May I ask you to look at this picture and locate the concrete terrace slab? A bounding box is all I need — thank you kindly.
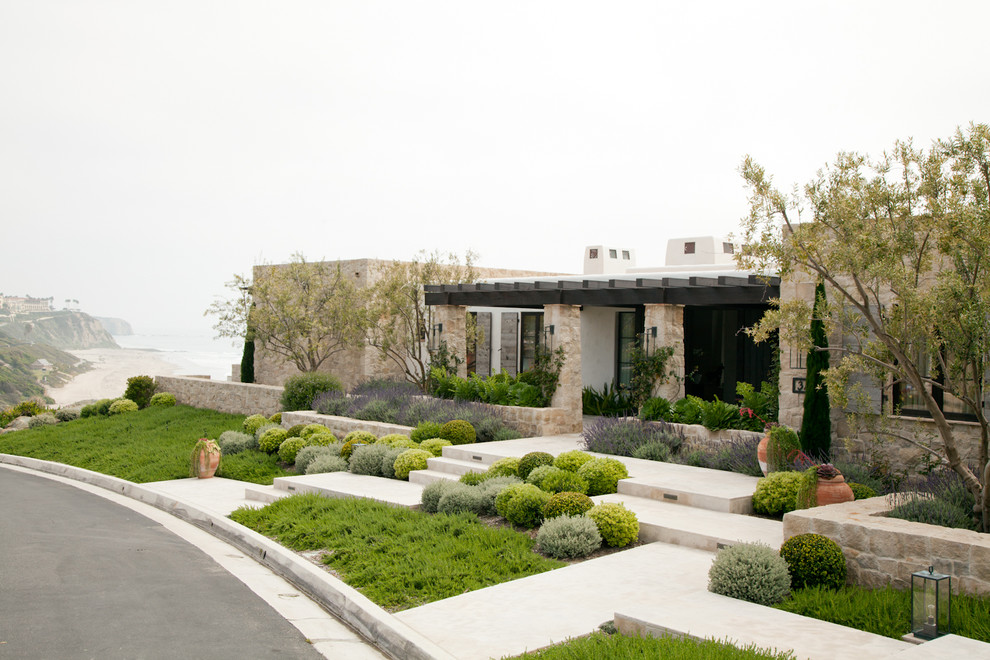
[615,591,911,660]
[614,459,761,514]
[143,476,267,516]
[594,493,783,551]
[273,472,424,509]
[887,634,990,658]
[441,434,586,464]
[395,542,717,660]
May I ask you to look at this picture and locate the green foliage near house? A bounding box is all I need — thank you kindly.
[229,493,563,610]
[123,375,156,409]
[800,282,831,460]
[280,372,343,411]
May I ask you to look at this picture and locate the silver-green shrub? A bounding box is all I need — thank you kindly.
[55,408,79,422]
[380,447,406,479]
[707,542,791,606]
[421,479,462,513]
[254,422,280,440]
[350,443,391,477]
[305,454,348,475]
[295,445,335,473]
[218,430,257,455]
[437,485,485,515]
[28,412,58,427]
[536,515,602,559]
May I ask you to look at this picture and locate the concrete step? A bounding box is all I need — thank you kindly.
[272,472,424,509]
[426,457,489,477]
[243,484,287,505]
[594,493,782,552]
[408,469,461,486]
[440,434,585,464]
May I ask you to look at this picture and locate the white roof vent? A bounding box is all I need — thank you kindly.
[583,245,635,274]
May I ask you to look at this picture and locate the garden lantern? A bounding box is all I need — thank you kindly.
[911,566,950,640]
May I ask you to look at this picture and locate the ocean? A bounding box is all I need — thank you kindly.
[113,332,242,381]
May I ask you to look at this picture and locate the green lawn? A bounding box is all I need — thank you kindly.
[503,631,796,659]
[0,406,289,484]
[230,493,565,610]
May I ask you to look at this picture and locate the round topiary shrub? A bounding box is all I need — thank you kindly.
[377,433,417,449]
[543,491,595,519]
[536,515,602,559]
[708,542,791,606]
[526,465,561,489]
[752,471,804,517]
[149,392,176,407]
[553,450,594,473]
[440,419,476,445]
[340,431,377,460]
[848,482,878,500]
[380,447,406,479]
[393,449,432,480]
[503,484,551,528]
[243,414,269,435]
[487,457,521,478]
[421,479,462,513]
[278,437,307,464]
[300,424,330,439]
[518,452,554,480]
[460,471,488,486]
[269,412,282,424]
[349,443,391,477]
[295,445,335,473]
[286,424,306,438]
[306,454,348,475]
[494,482,530,518]
[541,470,589,495]
[259,427,289,454]
[305,432,337,447]
[79,404,96,418]
[586,503,639,547]
[55,408,80,422]
[253,422,279,440]
[437,485,485,515]
[123,375,156,409]
[577,458,630,496]
[411,421,444,444]
[217,430,257,455]
[108,399,139,415]
[420,438,452,457]
[28,412,58,428]
[95,399,115,416]
[476,476,522,516]
[280,372,344,411]
[779,533,847,590]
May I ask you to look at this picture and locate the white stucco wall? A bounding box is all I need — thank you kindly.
[580,306,632,389]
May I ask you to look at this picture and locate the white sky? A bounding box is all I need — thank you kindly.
[1,1,987,337]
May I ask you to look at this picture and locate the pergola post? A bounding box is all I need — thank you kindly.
[544,303,582,433]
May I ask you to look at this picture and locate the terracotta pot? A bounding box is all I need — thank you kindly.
[193,448,220,479]
[757,435,770,476]
[816,474,854,506]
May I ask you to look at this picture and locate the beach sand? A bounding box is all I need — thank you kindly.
[46,348,182,407]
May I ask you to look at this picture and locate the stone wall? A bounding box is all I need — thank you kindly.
[282,411,414,439]
[783,496,990,596]
[155,376,283,417]
[644,303,685,401]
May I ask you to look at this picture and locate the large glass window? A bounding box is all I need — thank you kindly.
[616,311,637,388]
[894,349,974,421]
[520,312,543,372]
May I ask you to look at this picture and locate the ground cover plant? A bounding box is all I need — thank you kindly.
[0,405,250,482]
[229,493,564,610]
[503,631,796,659]
[774,584,990,643]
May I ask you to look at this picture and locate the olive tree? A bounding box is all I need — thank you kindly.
[366,250,477,390]
[244,254,366,373]
[738,123,990,530]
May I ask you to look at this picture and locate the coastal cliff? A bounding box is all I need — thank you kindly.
[0,311,119,350]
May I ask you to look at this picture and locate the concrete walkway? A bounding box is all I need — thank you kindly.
[4,440,988,660]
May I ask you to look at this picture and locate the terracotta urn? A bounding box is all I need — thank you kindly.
[816,472,854,506]
[192,440,221,479]
[757,435,770,476]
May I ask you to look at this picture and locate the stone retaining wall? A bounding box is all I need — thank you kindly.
[282,412,414,439]
[783,496,990,596]
[155,376,283,417]
[493,403,581,436]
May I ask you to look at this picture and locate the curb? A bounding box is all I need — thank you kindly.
[0,453,455,660]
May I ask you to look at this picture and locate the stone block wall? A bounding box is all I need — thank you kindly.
[155,376,284,417]
[644,303,685,401]
[783,496,990,596]
[545,304,583,434]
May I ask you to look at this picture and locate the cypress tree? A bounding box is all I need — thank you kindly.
[800,281,831,460]
[240,329,255,384]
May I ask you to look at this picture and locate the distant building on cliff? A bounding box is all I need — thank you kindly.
[1,295,54,314]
